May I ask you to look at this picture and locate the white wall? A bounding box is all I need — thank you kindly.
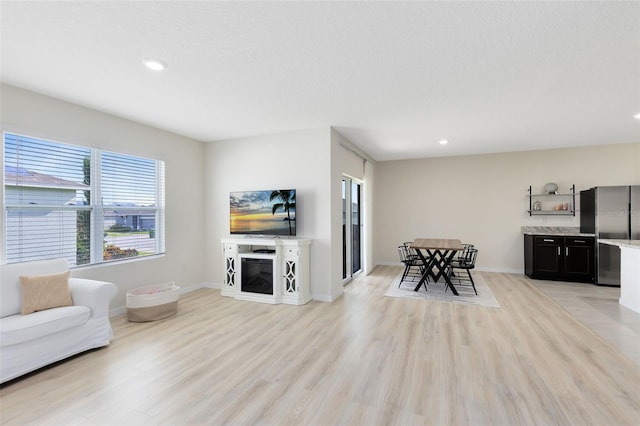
[203,128,337,300]
[373,142,640,273]
[204,127,377,302]
[0,84,206,310]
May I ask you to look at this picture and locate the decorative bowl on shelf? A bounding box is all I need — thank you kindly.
[544,182,558,194]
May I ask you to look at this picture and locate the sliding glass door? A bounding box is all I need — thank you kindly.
[342,177,362,282]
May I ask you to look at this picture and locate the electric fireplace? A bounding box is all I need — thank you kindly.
[221,236,312,305]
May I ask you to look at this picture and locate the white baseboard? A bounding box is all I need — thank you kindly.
[475,267,522,274]
[203,281,223,290]
[109,268,523,316]
[374,262,521,275]
[311,291,343,303]
[376,261,402,266]
[109,281,220,317]
[109,306,127,317]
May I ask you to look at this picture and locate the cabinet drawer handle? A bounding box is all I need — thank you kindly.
[565,247,568,256]
[558,247,560,256]
[574,240,585,243]
[544,239,554,242]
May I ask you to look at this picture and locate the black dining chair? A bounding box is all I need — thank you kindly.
[398,245,424,286]
[403,241,425,262]
[447,247,478,295]
[449,244,474,269]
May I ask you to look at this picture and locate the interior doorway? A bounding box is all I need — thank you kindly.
[342,176,362,282]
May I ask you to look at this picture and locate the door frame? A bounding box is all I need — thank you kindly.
[342,175,363,284]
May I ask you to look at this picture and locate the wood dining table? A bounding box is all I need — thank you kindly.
[410,238,465,295]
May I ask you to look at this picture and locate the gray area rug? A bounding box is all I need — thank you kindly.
[385,271,501,308]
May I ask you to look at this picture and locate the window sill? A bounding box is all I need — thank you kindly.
[71,253,166,271]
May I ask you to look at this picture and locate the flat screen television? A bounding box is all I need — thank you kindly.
[230,189,296,236]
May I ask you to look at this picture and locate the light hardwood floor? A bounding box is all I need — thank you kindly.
[530,279,640,367]
[1,267,639,425]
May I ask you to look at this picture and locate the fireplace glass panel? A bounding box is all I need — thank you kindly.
[241,258,274,295]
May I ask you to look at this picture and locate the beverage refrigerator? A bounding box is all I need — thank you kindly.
[580,185,640,286]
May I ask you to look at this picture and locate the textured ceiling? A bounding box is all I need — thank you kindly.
[1,1,639,161]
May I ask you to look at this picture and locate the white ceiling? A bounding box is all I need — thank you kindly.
[1,1,639,161]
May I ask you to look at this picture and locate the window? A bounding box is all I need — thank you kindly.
[3,132,165,266]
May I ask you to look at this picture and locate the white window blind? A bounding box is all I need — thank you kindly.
[3,132,165,266]
[101,150,164,261]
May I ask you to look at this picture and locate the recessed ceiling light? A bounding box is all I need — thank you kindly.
[439,139,449,145]
[634,112,640,120]
[142,58,166,71]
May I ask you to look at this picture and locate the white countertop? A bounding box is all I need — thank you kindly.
[521,226,595,237]
[598,239,640,250]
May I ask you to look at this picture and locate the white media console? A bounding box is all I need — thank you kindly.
[221,237,312,305]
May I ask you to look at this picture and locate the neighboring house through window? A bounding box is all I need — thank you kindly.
[3,132,165,266]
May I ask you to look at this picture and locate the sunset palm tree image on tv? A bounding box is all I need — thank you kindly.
[230,189,296,236]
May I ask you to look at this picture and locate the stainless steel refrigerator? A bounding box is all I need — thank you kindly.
[580,185,640,286]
